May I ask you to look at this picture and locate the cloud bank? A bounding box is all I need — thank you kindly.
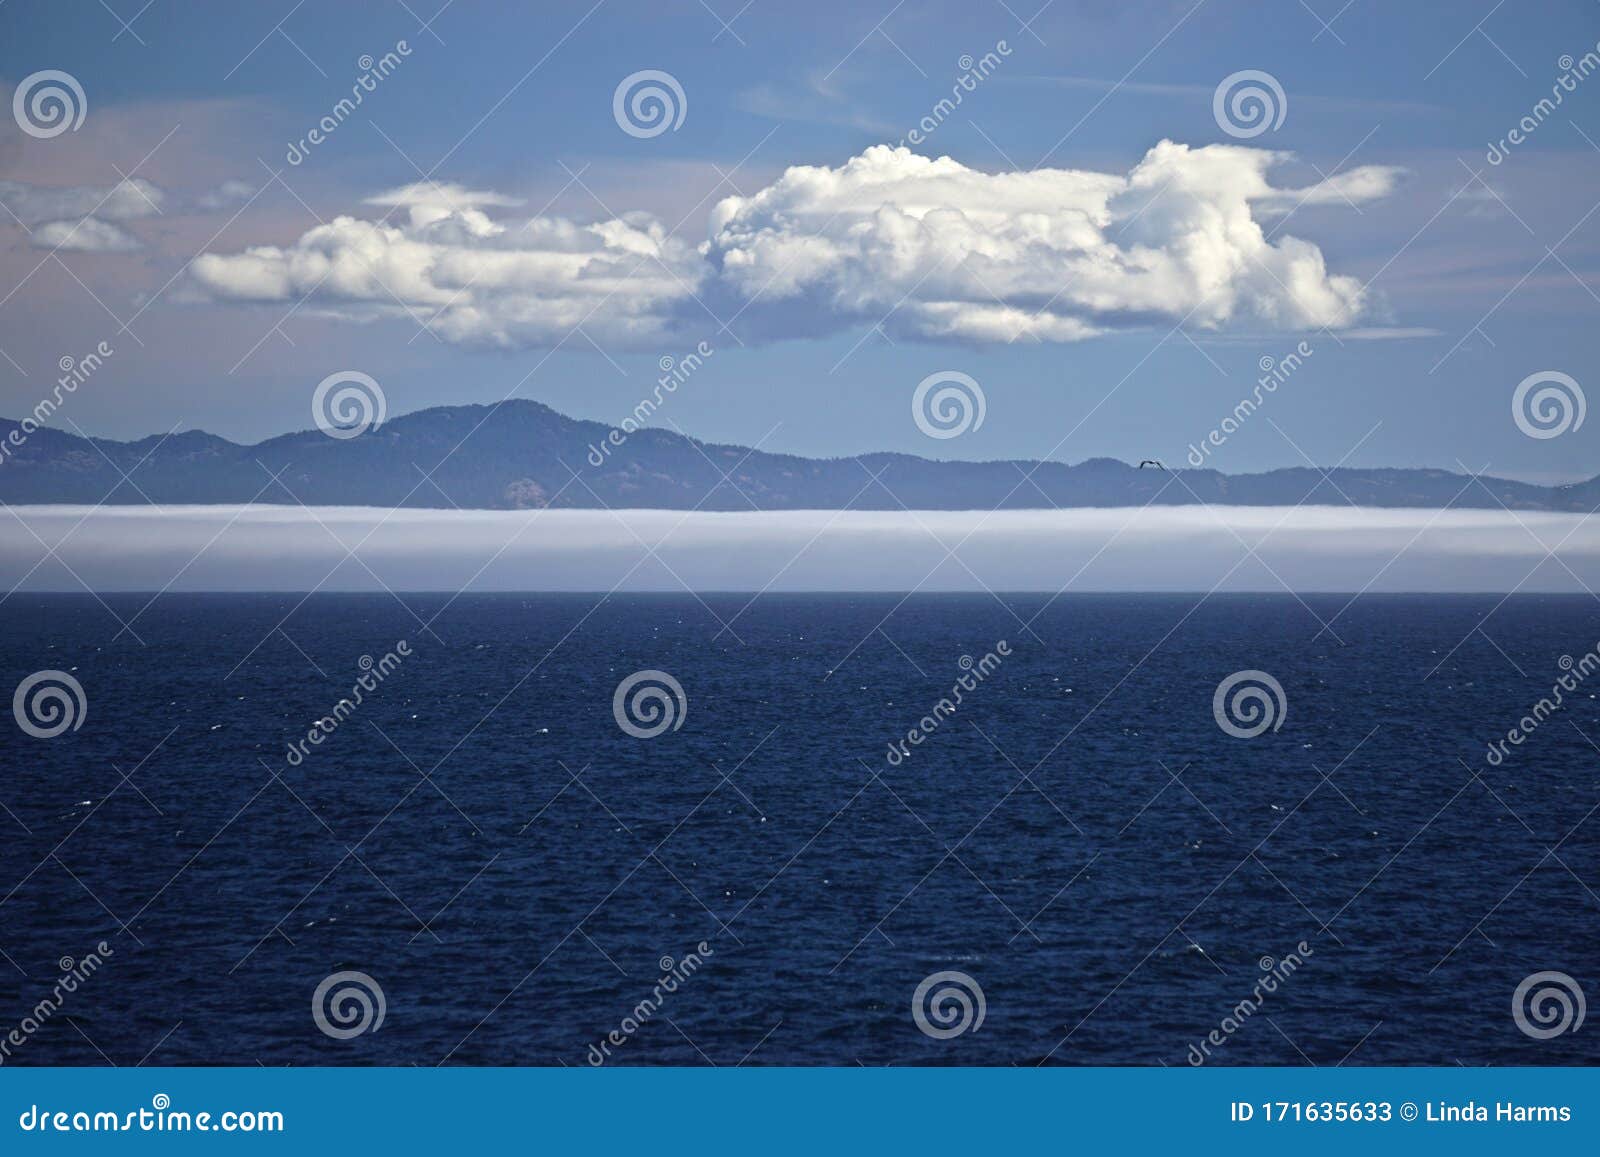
[183,142,1400,349]
[1,505,1591,593]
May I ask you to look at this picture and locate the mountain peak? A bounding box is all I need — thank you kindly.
[0,402,1589,512]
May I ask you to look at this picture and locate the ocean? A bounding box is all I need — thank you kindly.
[1,592,1596,1066]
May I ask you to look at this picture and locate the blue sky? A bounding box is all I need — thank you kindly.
[2,0,1599,481]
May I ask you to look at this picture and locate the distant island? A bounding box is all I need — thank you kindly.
[1,401,1592,511]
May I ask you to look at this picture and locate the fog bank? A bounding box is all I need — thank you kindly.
[2,505,1595,592]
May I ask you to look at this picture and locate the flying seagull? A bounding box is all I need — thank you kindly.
[1139,459,1166,470]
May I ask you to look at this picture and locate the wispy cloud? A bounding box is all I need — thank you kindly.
[31,215,144,252]
[0,176,164,251]
[1005,74,1447,116]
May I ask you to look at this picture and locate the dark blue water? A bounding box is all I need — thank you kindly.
[1,593,1597,1067]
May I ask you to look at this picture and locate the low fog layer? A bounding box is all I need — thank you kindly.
[2,505,1596,593]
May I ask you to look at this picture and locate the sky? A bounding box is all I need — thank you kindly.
[2,0,1599,482]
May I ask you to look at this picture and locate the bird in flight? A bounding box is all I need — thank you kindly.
[1138,459,1166,470]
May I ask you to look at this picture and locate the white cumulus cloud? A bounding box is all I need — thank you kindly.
[188,180,704,348]
[184,142,1401,349]
[706,142,1402,342]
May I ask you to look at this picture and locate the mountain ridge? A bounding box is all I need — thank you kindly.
[1,400,1595,511]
